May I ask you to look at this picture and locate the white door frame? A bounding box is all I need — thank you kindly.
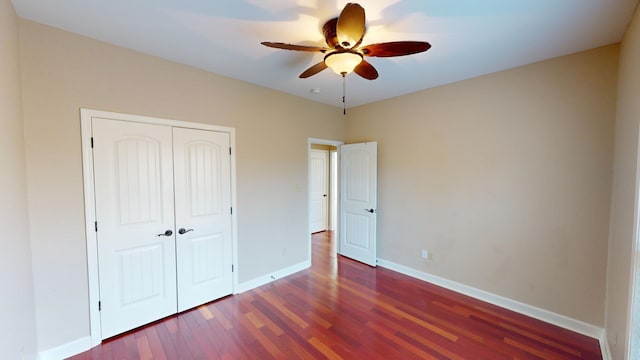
[627,143,640,358]
[81,108,239,347]
[330,150,338,231]
[629,221,640,360]
[308,138,343,262]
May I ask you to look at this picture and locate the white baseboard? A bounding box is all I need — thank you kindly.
[236,260,310,293]
[36,261,311,360]
[599,330,612,360]
[38,259,609,359]
[376,258,604,339]
[38,336,91,360]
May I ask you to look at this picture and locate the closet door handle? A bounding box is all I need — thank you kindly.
[178,228,194,235]
[158,229,173,237]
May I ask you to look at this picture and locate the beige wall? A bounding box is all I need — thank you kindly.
[346,45,618,326]
[19,20,345,351]
[606,4,640,359]
[14,7,635,355]
[311,144,337,150]
[0,0,38,359]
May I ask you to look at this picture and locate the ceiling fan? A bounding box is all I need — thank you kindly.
[261,3,432,80]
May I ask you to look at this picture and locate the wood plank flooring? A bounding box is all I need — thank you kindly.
[69,231,602,359]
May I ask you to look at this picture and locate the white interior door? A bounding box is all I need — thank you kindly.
[173,128,233,312]
[339,142,377,267]
[309,149,329,233]
[92,118,177,339]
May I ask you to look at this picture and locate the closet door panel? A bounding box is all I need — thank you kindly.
[92,118,177,339]
[173,128,233,311]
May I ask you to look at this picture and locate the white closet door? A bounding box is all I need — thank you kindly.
[173,128,233,312]
[92,118,177,339]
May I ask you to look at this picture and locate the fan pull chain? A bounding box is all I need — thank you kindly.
[342,74,347,115]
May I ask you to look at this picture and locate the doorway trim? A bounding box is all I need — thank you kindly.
[628,218,640,359]
[308,138,343,263]
[81,108,239,347]
[626,149,640,358]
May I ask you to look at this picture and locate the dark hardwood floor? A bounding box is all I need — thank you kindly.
[69,231,602,359]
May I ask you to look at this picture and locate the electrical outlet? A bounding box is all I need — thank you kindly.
[421,249,429,259]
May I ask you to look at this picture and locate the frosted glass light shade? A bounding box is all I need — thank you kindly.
[324,51,363,76]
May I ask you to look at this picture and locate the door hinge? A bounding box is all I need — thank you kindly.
[230,207,233,215]
[91,137,94,148]
[232,264,234,272]
[98,301,101,311]
[94,221,98,232]
[229,147,232,155]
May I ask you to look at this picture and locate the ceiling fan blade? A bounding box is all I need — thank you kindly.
[299,62,328,78]
[322,18,339,49]
[261,42,328,53]
[361,41,431,57]
[336,3,366,48]
[354,59,378,80]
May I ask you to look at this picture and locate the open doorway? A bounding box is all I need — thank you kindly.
[308,138,343,262]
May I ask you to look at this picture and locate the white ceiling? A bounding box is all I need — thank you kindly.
[11,0,639,108]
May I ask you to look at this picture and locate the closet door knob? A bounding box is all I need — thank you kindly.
[157,229,173,237]
[178,228,194,235]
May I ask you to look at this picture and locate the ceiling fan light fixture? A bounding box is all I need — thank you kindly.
[324,51,363,76]
[262,3,431,82]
